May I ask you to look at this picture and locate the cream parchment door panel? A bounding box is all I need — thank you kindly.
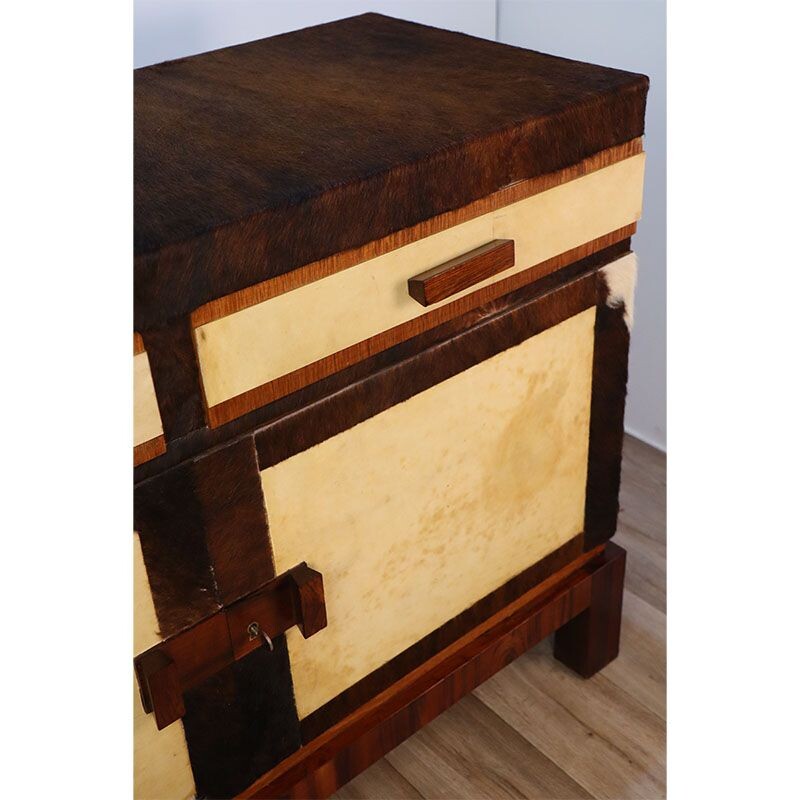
[261,306,596,719]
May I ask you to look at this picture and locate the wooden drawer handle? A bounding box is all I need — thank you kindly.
[407,239,515,307]
[134,562,326,730]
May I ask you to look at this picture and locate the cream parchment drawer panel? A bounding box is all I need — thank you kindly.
[134,351,162,445]
[134,340,165,464]
[261,306,596,719]
[134,679,195,800]
[134,534,194,800]
[196,154,644,412]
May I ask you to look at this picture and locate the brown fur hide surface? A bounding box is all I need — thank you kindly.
[134,13,648,328]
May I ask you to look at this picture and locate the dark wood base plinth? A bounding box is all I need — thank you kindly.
[554,542,626,677]
[239,542,627,799]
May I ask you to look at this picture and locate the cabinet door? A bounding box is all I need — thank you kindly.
[262,306,596,719]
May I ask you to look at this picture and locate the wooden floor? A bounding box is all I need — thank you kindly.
[333,435,666,800]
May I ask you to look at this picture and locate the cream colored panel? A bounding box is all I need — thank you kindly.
[134,533,161,655]
[134,679,195,800]
[197,154,644,407]
[601,251,638,330]
[134,350,163,446]
[262,307,596,719]
[134,537,192,798]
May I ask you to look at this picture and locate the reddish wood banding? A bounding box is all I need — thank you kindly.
[239,544,626,799]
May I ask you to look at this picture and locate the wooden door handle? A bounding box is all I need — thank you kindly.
[407,239,515,306]
[134,562,326,730]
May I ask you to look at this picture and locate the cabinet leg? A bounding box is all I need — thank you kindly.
[554,541,626,678]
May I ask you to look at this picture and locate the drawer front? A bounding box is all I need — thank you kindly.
[134,336,165,465]
[194,153,644,427]
[261,306,596,719]
[134,534,195,800]
[134,680,194,800]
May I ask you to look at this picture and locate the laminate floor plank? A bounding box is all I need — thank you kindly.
[614,523,666,613]
[331,759,424,800]
[616,435,666,611]
[384,694,592,800]
[619,436,666,545]
[600,591,667,721]
[473,646,666,799]
[334,435,666,799]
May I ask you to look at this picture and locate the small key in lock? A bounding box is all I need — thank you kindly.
[247,621,274,652]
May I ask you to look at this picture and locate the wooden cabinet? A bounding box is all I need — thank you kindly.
[133,13,647,799]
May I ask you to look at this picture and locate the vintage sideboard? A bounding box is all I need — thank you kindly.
[133,14,648,799]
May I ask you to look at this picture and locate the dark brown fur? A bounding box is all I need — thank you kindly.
[582,275,631,549]
[135,461,221,638]
[193,438,275,604]
[182,638,302,799]
[140,318,206,440]
[135,433,273,636]
[134,13,648,328]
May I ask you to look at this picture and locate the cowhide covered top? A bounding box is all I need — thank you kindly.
[134,12,648,328]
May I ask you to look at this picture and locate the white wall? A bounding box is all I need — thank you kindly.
[497,0,666,450]
[135,0,665,450]
[134,0,496,67]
